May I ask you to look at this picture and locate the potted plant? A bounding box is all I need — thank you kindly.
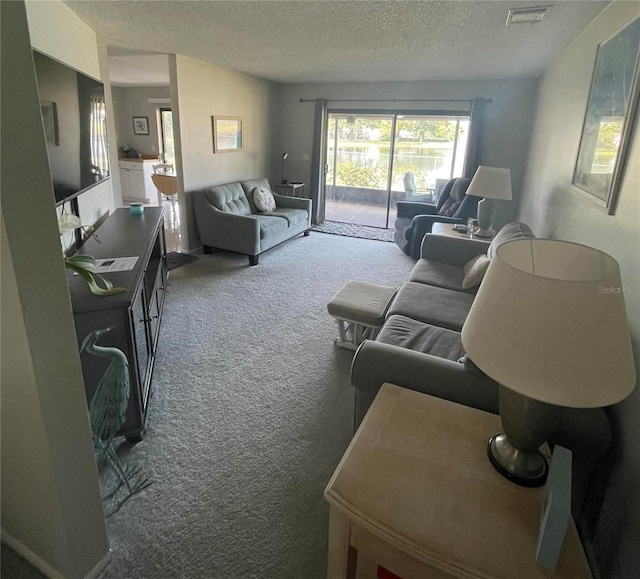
[59,211,126,296]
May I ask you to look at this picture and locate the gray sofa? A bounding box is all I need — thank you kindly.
[193,178,311,265]
[351,223,612,517]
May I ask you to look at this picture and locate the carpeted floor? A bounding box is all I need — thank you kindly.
[312,220,395,243]
[4,233,414,579]
[167,251,198,271]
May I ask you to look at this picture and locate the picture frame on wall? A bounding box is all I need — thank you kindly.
[212,116,243,153]
[572,15,640,214]
[133,116,149,135]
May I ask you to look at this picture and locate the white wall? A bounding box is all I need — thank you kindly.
[112,85,171,156]
[517,3,640,577]
[1,1,110,577]
[173,55,279,250]
[277,78,539,226]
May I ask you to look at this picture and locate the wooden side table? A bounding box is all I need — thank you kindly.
[324,384,591,579]
[431,222,494,242]
[275,182,305,197]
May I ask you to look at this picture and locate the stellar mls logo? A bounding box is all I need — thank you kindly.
[599,286,640,294]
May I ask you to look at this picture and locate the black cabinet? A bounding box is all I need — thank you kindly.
[69,208,166,441]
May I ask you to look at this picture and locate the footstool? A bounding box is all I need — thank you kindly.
[327,281,397,350]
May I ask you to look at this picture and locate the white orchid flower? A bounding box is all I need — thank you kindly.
[58,211,82,235]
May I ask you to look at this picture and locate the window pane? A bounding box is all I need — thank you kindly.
[161,109,175,167]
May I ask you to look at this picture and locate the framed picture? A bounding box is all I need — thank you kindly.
[133,116,149,135]
[537,446,572,572]
[572,15,640,214]
[212,116,243,153]
[41,101,59,146]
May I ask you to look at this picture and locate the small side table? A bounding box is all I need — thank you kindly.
[431,222,494,242]
[275,182,305,197]
[325,384,591,578]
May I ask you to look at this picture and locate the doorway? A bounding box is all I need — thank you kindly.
[157,108,180,252]
[325,112,470,228]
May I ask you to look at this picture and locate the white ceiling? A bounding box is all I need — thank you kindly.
[65,0,610,86]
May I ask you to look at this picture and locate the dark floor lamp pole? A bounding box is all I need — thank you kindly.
[281,152,289,184]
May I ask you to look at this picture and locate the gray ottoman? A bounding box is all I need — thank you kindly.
[327,280,397,350]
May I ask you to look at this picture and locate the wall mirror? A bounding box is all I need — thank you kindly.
[212,116,243,153]
[572,16,640,214]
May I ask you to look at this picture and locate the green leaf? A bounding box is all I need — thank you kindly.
[65,254,96,269]
[64,255,127,296]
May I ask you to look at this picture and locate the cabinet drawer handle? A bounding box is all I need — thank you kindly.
[139,315,159,323]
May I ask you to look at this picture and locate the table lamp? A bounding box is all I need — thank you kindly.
[281,152,289,184]
[466,166,512,237]
[461,239,636,486]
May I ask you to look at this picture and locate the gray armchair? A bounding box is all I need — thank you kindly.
[394,177,478,259]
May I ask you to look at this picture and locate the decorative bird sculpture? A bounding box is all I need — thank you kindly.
[81,326,151,513]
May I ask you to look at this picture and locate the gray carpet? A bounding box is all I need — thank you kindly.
[166,251,198,271]
[5,234,414,579]
[312,221,395,243]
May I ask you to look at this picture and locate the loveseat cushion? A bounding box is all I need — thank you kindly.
[254,214,288,238]
[388,281,474,331]
[205,182,251,215]
[264,207,308,226]
[409,259,476,294]
[487,221,534,259]
[377,315,465,361]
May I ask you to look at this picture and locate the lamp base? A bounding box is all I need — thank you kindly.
[472,228,493,238]
[280,179,289,184]
[487,434,548,487]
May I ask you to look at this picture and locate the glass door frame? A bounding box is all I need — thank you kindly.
[325,108,471,229]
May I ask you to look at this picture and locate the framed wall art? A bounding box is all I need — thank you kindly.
[572,15,640,214]
[133,116,149,135]
[212,116,243,153]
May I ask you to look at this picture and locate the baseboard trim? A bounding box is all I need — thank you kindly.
[1,529,112,579]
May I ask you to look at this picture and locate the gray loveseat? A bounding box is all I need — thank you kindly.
[351,222,612,517]
[193,178,311,265]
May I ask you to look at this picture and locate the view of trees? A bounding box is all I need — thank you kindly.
[327,115,468,191]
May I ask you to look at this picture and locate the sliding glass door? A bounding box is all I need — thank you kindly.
[325,112,469,228]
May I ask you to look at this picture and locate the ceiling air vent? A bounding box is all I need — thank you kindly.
[506,6,552,25]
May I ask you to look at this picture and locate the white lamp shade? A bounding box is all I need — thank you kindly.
[467,166,513,201]
[461,239,636,408]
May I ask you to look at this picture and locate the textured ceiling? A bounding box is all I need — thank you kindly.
[65,0,610,85]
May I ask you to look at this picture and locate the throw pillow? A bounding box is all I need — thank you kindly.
[253,186,276,212]
[462,254,491,289]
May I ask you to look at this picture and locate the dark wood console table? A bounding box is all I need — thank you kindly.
[68,208,167,441]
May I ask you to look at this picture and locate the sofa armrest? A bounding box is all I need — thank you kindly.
[396,201,438,219]
[407,215,465,259]
[350,340,499,428]
[420,234,491,266]
[274,193,312,213]
[194,192,260,254]
[351,340,612,519]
